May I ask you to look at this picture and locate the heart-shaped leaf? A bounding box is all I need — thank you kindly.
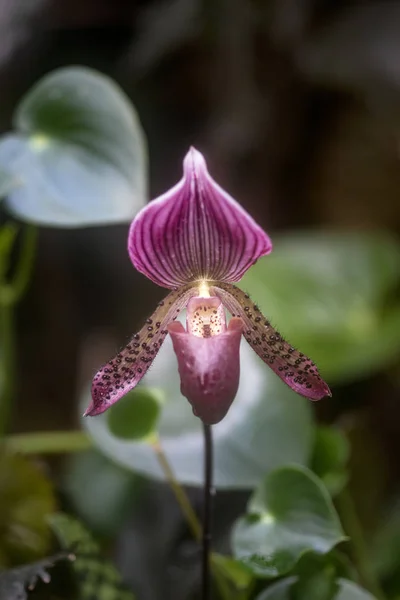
[232,465,346,577]
[241,231,400,384]
[107,387,163,441]
[0,67,147,227]
[83,334,313,489]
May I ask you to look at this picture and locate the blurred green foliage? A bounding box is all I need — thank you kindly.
[256,577,375,600]
[49,512,135,600]
[311,427,350,496]
[63,450,140,537]
[242,232,400,383]
[0,453,55,568]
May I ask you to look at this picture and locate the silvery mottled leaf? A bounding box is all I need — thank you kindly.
[0,67,147,227]
[233,466,346,578]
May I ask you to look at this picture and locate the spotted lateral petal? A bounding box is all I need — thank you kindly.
[86,284,197,416]
[213,283,331,401]
[128,147,272,289]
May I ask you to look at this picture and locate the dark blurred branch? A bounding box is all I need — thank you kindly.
[207,0,264,162]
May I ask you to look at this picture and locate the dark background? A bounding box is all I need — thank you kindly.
[1,1,400,599]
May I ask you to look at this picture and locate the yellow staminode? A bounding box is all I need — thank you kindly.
[198,280,210,298]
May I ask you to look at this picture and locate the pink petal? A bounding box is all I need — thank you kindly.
[85,285,197,416]
[168,318,244,424]
[213,283,331,401]
[128,147,272,289]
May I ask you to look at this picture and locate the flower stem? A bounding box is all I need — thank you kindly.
[151,436,202,541]
[151,435,235,600]
[202,423,213,600]
[9,225,38,303]
[0,225,37,435]
[337,488,386,600]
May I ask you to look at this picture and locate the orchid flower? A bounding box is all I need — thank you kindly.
[85,148,331,424]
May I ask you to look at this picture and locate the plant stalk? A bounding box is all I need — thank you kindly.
[0,224,37,435]
[5,430,92,454]
[152,434,233,600]
[202,423,214,600]
[151,436,202,541]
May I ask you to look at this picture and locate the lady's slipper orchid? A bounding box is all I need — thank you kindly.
[86,148,331,424]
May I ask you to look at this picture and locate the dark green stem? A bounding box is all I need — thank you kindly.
[0,225,38,305]
[202,424,214,600]
[0,225,37,435]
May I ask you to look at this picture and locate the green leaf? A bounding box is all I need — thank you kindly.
[63,449,141,536]
[107,387,163,441]
[0,453,56,567]
[255,577,298,600]
[49,512,135,599]
[83,335,314,489]
[0,67,147,227]
[0,553,72,600]
[232,465,346,577]
[294,551,357,589]
[311,427,350,496]
[255,578,376,599]
[241,231,400,384]
[211,554,255,600]
[292,552,339,600]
